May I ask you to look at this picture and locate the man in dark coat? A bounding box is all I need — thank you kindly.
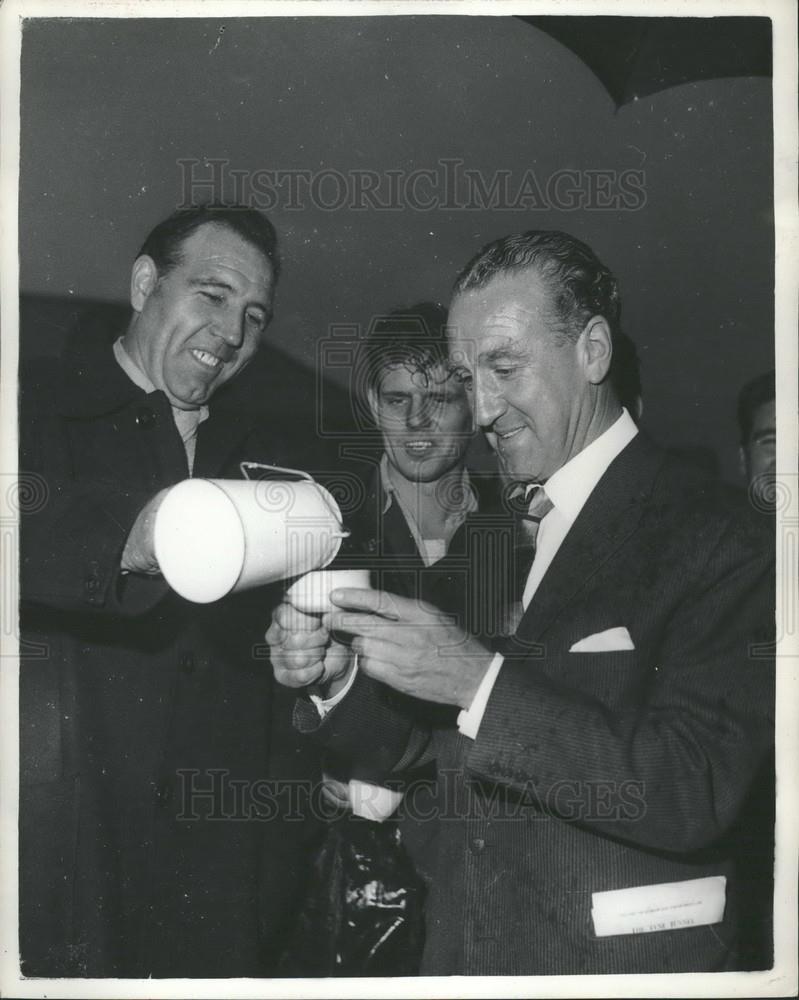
[267,231,774,975]
[19,205,321,978]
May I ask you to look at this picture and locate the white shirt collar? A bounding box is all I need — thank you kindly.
[380,453,395,514]
[114,336,156,394]
[543,408,638,525]
[379,453,476,519]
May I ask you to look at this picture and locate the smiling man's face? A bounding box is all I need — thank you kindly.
[123,222,275,409]
[447,269,591,483]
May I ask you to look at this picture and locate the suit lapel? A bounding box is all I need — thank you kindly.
[381,498,426,561]
[513,435,664,645]
[347,469,426,598]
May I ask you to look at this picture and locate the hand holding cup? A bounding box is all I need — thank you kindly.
[268,569,372,695]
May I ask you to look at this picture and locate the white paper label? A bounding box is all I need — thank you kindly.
[591,876,726,937]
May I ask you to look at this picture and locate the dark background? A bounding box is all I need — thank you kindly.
[19,15,774,482]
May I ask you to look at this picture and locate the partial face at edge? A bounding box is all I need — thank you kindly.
[740,398,776,505]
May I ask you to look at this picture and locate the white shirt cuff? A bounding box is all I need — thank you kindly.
[457,652,504,740]
[348,780,404,822]
[310,656,359,718]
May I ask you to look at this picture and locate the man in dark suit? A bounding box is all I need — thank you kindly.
[267,231,774,975]
[19,205,321,977]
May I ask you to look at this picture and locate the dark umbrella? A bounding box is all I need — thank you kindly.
[519,15,772,108]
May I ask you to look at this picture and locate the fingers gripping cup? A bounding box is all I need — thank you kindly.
[153,465,348,603]
[285,568,372,614]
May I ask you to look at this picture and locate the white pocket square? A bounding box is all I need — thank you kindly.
[569,627,635,653]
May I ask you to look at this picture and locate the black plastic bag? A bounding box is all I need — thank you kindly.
[281,815,426,977]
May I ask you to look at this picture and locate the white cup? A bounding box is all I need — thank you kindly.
[285,568,372,614]
[153,477,346,603]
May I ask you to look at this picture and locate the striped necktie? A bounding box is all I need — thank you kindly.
[498,484,554,638]
[519,484,553,542]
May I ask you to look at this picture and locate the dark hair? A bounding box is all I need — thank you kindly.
[357,302,451,397]
[453,230,634,403]
[453,230,621,343]
[136,203,280,281]
[737,370,775,444]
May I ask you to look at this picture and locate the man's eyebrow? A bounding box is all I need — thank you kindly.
[189,276,234,291]
[478,345,528,364]
[189,276,272,315]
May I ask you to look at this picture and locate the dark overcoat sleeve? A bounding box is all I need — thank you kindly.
[19,360,173,617]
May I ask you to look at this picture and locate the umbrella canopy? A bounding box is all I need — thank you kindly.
[520,15,772,108]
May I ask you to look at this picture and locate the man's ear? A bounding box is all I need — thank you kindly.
[130,255,159,313]
[738,444,749,480]
[366,386,380,425]
[578,316,613,385]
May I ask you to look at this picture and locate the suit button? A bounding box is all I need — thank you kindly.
[155,781,171,807]
[179,651,196,675]
[135,407,156,428]
[470,837,487,855]
[84,575,100,594]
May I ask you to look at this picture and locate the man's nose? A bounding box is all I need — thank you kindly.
[406,397,433,430]
[217,311,245,350]
[474,378,505,430]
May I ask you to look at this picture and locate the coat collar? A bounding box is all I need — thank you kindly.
[54,321,257,477]
[509,433,665,647]
[56,323,145,418]
[361,464,424,561]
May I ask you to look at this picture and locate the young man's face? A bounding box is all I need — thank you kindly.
[369,362,473,484]
[124,223,275,409]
